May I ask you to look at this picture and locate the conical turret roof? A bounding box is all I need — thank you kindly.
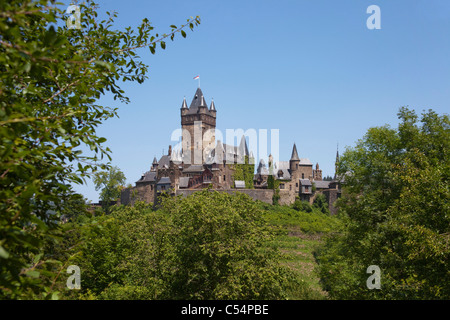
[187,87,206,114]
[181,97,188,109]
[290,143,300,161]
[210,99,216,111]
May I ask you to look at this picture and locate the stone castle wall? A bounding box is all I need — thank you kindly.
[175,188,274,204]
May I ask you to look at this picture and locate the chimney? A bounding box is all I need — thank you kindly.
[168,145,172,156]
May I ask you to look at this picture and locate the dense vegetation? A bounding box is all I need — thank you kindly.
[0,0,200,299]
[1,0,448,301]
[52,190,339,300]
[316,108,449,299]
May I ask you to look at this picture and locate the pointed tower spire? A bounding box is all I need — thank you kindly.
[249,150,255,164]
[239,135,249,156]
[181,96,188,109]
[151,156,158,171]
[290,143,300,161]
[210,98,216,111]
[290,143,300,172]
[199,95,207,108]
[334,143,340,179]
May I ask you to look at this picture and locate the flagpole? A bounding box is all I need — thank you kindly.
[194,75,200,88]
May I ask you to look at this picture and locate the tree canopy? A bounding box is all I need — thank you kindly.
[316,107,450,299]
[58,190,294,300]
[0,0,200,298]
[93,166,126,213]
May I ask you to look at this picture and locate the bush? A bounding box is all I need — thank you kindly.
[262,203,341,234]
[61,191,294,300]
[292,200,312,213]
[313,193,330,215]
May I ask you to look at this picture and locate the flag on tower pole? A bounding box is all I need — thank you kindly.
[193,75,200,87]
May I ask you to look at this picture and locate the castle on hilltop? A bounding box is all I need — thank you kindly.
[120,87,342,214]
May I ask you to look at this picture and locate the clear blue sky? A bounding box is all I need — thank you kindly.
[71,0,450,202]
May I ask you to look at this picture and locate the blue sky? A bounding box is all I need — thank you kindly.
[71,0,450,202]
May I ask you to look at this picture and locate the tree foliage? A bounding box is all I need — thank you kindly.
[60,191,294,300]
[93,166,126,213]
[0,0,200,298]
[316,107,450,299]
[312,193,329,214]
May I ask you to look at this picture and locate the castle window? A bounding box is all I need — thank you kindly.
[290,185,292,191]
[151,185,153,190]
[223,175,226,181]
[302,173,304,179]
[296,183,298,187]
[280,184,285,189]
[296,164,298,169]
[305,186,308,192]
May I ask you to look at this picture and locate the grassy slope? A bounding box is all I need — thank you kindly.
[259,202,342,299]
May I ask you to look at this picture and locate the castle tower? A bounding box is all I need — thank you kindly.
[268,154,274,174]
[313,163,322,181]
[289,143,300,172]
[180,88,216,165]
[151,156,158,171]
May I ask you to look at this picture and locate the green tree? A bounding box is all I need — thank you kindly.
[292,199,312,213]
[93,166,126,214]
[312,193,329,214]
[316,107,450,299]
[61,191,294,299]
[160,190,290,299]
[0,0,200,298]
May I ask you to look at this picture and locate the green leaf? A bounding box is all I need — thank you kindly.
[33,253,43,264]
[0,246,9,259]
[26,270,40,278]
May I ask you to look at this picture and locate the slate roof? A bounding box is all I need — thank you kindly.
[157,177,171,185]
[299,179,312,186]
[187,88,208,114]
[136,171,156,183]
[158,155,170,169]
[276,168,291,180]
[314,180,330,189]
[274,161,289,170]
[210,99,216,111]
[291,143,300,161]
[299,158,313,165]
[181,97,188,109]
[182,165,204,173]
[210,139,249,163]
[257,159,269,175]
